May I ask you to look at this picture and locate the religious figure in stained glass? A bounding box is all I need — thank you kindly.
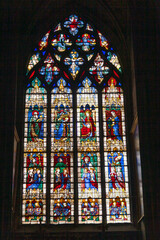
[52,198,71,223]
[64,50,84,80]
[53,155,71,193]
[23,151,46,222]
[39,54,60,84]
[64,15,84,36]
[76,34,96,51]
[77,78,99,150]
[27,152,43,168]
[89,53,109,83]
[24,79,47,153]
[54,104,70,141]
[26,167,43,191]
[103,77,125,152]
[25,198,43,223]
[52,34,72,52]
[27,106,44,142]
[81,154,98,192]
[51,78,72,148]
[25,152,44,197]
[81,198,99,222]
[51,81,72,144]
[80,105,96,140]
[107,152,125,193]
[109,197,128,222]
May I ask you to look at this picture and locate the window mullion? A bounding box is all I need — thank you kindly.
[46,91,51,224]
[73,89,78,225]
[98,90,107,226]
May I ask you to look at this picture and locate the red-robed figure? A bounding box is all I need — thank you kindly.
[81,109,96,138]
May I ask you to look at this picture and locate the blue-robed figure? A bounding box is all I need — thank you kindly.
[27,168,43,190]
[54,104,70,141]
[110,201,120,220]
[107,110,122,141]
[82,168,91,190]
[82,168,97,190]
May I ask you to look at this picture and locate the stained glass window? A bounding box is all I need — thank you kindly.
[23,14,131,225]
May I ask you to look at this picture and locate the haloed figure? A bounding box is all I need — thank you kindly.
[54,105,70,141]
[28,110,43,142]
[81,109,96,138]
[107,111,121,140]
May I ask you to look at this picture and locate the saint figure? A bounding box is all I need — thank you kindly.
[54,105,70,141]
[107,111,122,140]
[81,109,96,139]
[28,110,43,142]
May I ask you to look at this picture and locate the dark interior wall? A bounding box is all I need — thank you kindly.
[0,0,159,239]
[129,1,160,240]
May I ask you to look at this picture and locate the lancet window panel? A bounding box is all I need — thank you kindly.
[77,78,102,224]
[102,78,131,223]
[22,79,47,224]
[50,152,74,224]
[50,78,74,224]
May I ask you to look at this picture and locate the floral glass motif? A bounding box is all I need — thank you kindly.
[64,50,84,80]
[102,77,130,223]
[39,54,60,84]
[54,54,61,61]
[50,78,74,224]
[86,53,94,61]
[76,34,96,51]
[22,78,47,224]
[27,53,41,73]
[51,34,72,52]
[77,78,102,223]
[98,31,109,50]
[89,53,109,83]
[107,52,122,72]
[86,24,93,31]
[39,31,50,50]
[54,23,61,32]
[64,15,84,36]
